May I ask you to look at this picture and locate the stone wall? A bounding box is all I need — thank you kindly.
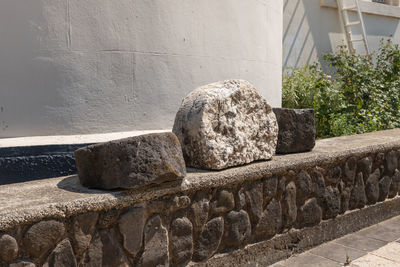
[0,130,400,266]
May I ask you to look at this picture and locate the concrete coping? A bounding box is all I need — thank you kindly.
[0,129,399,231]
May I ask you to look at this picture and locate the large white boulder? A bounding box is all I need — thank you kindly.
[173,80,278,170]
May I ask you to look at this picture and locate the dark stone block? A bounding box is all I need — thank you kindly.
[378,176,392,202]
[255,199,282,238]
[273,108,316,154]
[224,210,251,247]
[0,234,18,263]
[44,239,77,267]
[74,132,186,190]
[193,217,224,262]
[349,173,367,209]
[365,169,380,205]
[296,170,313,204]
[320,186,340,219]
[296,198,322,228]
[282,182,297,228]
[170,217,193,266]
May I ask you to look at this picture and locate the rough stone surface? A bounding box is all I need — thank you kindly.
[378,175,392,202]
[9,261,36,267]
[99,229,129,267]
[344,157,357,185]
[340,187,351,214]
[296,170,313,204]
[358,157,372,181]
[210,189,235,215]
[193,217,224,262]
[245,182,264,224]
[385,150,398,175]
[297,198,322,228]
[139,215,169,267]
[44,239,77,267]
[272,108,316,154]
[170,217,193,266]
[255,199,282,238]
[72,212,98,256]
[98,209,120,229]
[264,177,278,203]
[224,210,251,247]
[118,205,146,257]
[320,186,340,219]
[312,169,326,199]
[365,169,380,204]
[389,169,400,198]
[80,232,102,267]
[326,165,342,185]
[189,192,210,233]
[349,173,367,209]
[23,220,65,259]
[0,234,18,263]
[75,132,186,189]
[172,79,278,170]
[282,182,297,228]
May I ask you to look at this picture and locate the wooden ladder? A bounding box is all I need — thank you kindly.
[337,0,370,55]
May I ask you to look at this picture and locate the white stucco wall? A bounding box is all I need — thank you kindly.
[0,0,283,138]
[284,0,400,69]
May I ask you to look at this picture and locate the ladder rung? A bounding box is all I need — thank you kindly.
[345,21,361,27]
[351,38,365,43]
[343,5,357,10]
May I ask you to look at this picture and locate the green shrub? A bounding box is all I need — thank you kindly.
[282,40,400,139]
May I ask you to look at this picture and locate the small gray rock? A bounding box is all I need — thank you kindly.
[224,210,251,247]
[80,233,102,267]
[99,229,129,267]
[263,177,278,203]
[118,205,146,257]
[312,169,326,199]
[385,150,398,176]
[273,108,316,154]
[344,157,357,185]
[189,192,210,233]
[326,165,342,185]
[378,176,392,202]
[139,215,169,267]
[389,169,400,198]
[255,199,282,238]
[245,182,264,224]
[349,173,367,209]
[282,182,297,228]
[170,217,193,266]
[340,187,351,214]
[357,157,372,181]
[23,220,65,259]
[297,198,322,228]
[210,189,235,215]
[75,132,186,190]
[193,217,224,262]
[72,212,98,256]
[320,186,341,219]
[365,169,380,205]
[173,80,278,170]
[0,234,18,263]
[296,170,313,204]
[44,239,77,267]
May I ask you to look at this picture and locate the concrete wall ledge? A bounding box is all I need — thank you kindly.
[0,129,399,266]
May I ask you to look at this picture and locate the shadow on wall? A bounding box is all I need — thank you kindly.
[283,0,400,69]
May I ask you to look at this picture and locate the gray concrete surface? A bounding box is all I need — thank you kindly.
[0,0,282,138]
[0,129,399,231]
[272,215,400,266]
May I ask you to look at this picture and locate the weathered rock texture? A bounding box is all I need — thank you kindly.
[75,132,186,189]
[173,79,278,170]
[273,108,316,154]
[1,136,400,267]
